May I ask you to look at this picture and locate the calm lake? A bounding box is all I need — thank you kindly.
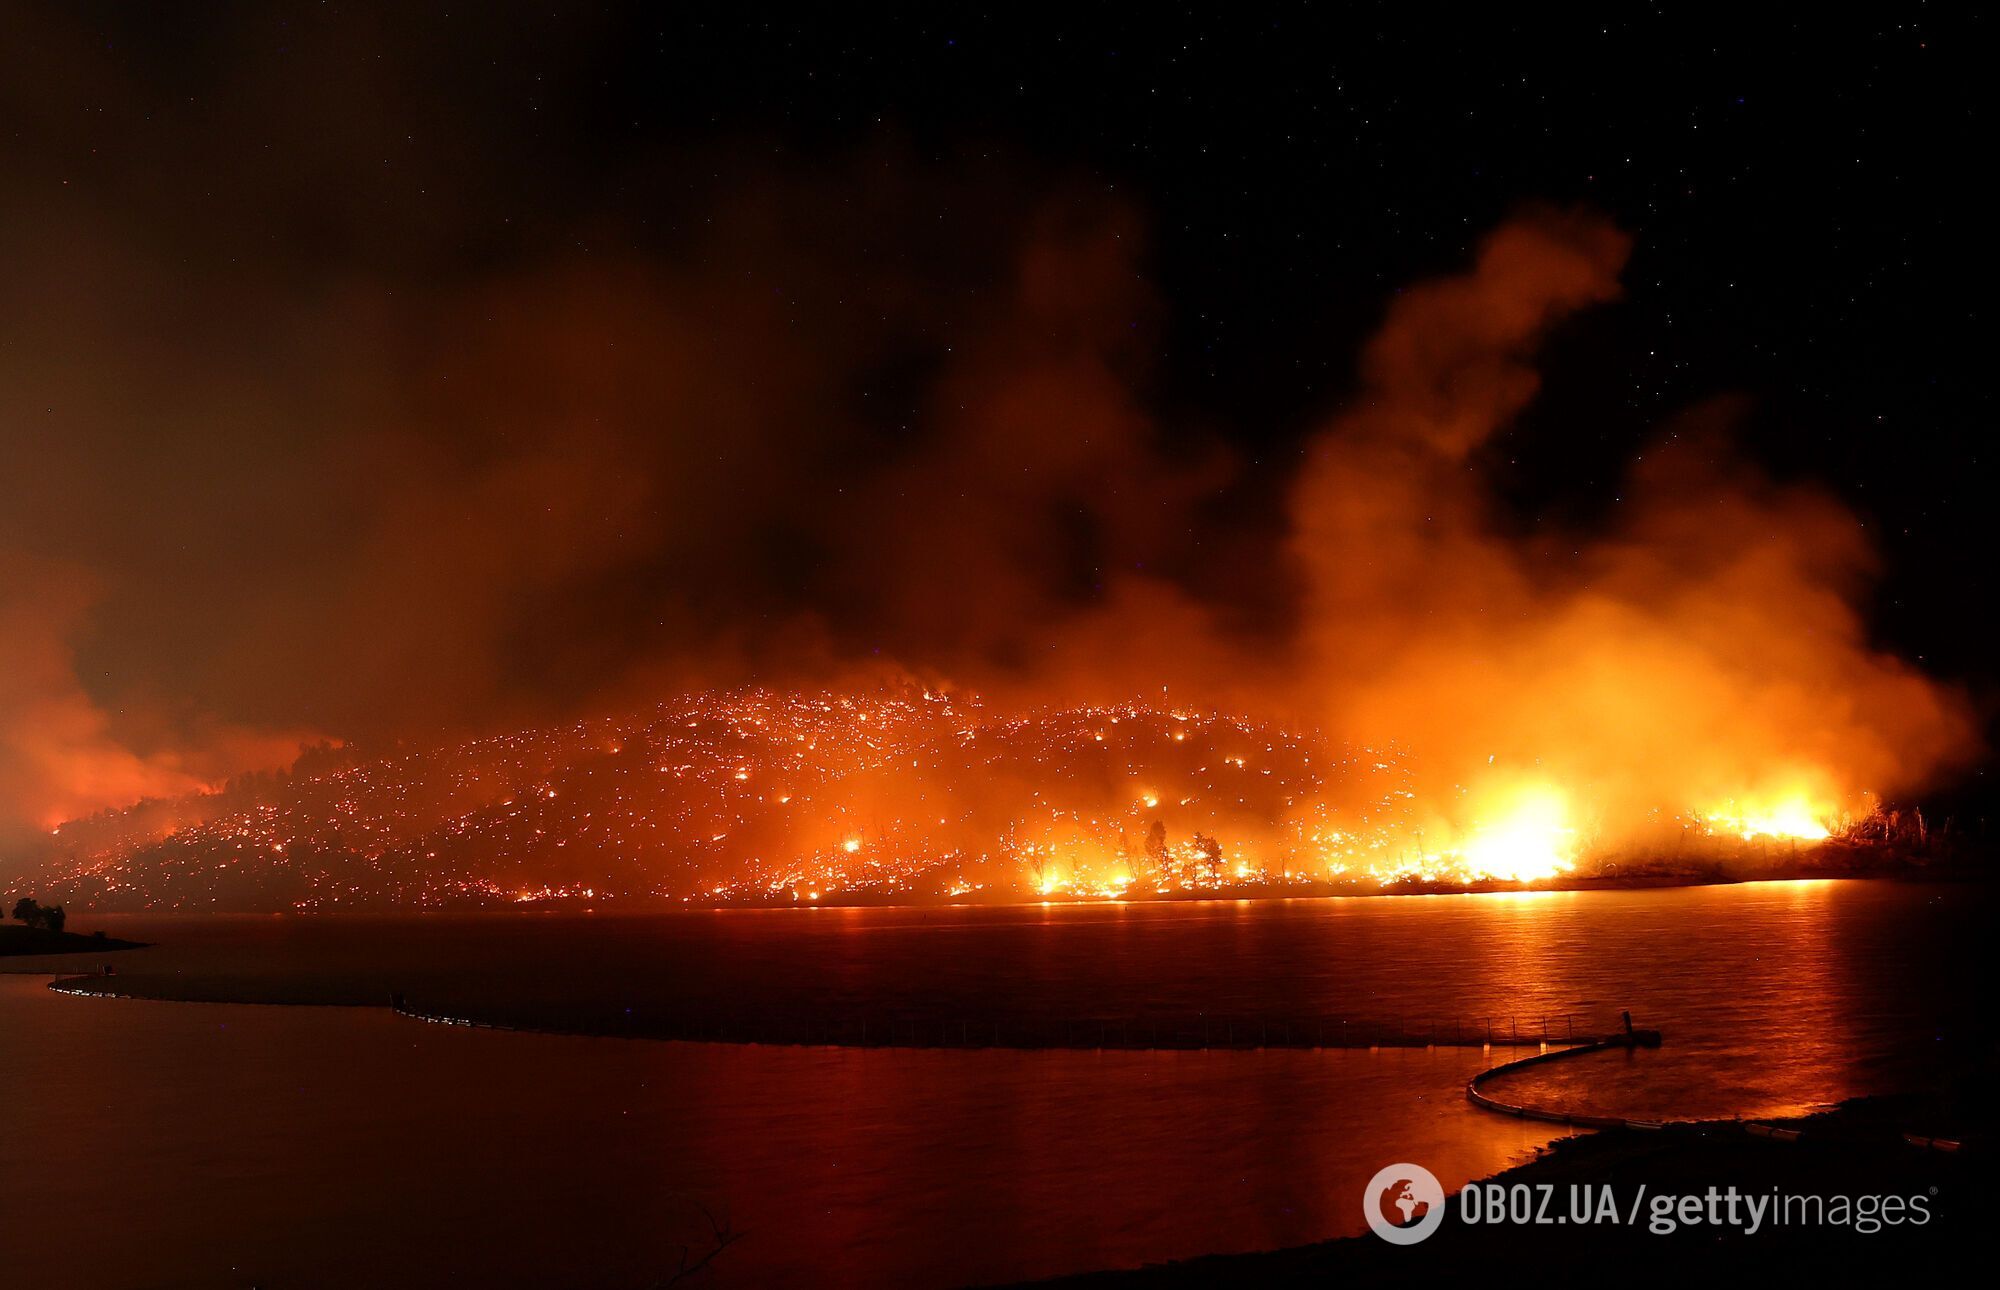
[0,880,1984,1287]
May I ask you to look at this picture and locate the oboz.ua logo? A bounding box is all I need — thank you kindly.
[1363,1162,1446,1245]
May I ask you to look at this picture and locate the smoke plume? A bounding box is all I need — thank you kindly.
[0,67,1975,865]
[1278,212,1974,848]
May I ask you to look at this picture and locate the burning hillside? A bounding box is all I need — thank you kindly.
[12,685,1934,913]
[2,211,1975,898]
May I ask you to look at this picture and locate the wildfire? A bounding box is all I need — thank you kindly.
[11,216,1970,919]
[1451,784,1577,882]
[1700,798,1835,843]
[22,685,1910,912]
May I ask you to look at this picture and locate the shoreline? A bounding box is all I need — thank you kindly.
[30,855,1976,917]
[22,877,1977,1045]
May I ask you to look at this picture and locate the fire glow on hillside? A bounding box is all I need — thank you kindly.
[27,686,1905,912]
[4,213,1974,908]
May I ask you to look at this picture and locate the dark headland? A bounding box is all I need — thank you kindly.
[0,925,149,957]
[1036,1093,1991,1284]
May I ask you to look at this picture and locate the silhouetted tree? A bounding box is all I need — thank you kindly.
[1192,832,1224,877]
[6,898,65,932]
[1143,820,1168,870]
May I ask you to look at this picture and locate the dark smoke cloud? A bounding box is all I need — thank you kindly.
[1,0,1209,851]
[0,4,1974,866]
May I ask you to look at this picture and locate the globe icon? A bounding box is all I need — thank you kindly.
[1381,1179,1429,1227]
[1363,1162,1445,1244]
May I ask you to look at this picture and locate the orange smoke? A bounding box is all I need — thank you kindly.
[1282,210,1975,858]
[1,555,313,846]
[0,189,1978,887]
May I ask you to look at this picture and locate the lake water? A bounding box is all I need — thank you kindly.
[0,880,1984,1286]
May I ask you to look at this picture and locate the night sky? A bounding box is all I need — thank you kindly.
[636,7,1986,664]
[1,3,1990,844]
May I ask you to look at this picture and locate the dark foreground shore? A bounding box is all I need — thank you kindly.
[0,925,148,957]
[1042,1094,1991,1283]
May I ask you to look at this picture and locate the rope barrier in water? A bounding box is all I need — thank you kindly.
[1464,1021,1972,1155]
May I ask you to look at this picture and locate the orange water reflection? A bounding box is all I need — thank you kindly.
[1,880,1982,1285]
